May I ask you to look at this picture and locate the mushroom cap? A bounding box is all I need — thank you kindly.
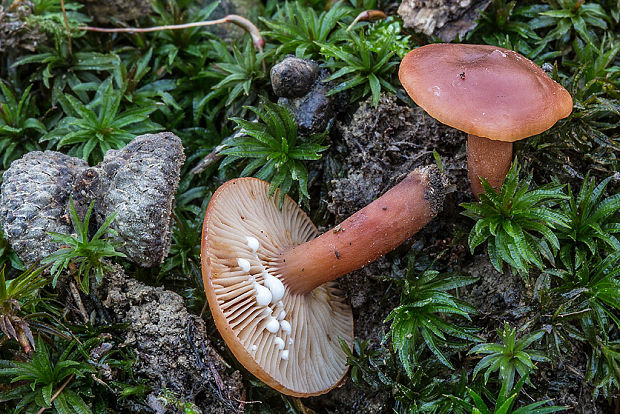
[399,44,573,142]
[201,177,354,397]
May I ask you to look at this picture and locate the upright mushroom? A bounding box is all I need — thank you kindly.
[398,43,573,196]
[201,166,446,396]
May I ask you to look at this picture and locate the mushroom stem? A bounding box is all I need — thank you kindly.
[274,166,445,295]
[467,134,513,198]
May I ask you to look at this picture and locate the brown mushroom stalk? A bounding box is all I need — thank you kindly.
[467,134,513,196]
[274,166,445,294]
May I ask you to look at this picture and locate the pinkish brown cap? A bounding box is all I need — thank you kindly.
[201,177,353,397]
[399,44,573,142]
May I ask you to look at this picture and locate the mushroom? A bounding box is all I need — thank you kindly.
[398,43,573,196]
[201,166,446,396]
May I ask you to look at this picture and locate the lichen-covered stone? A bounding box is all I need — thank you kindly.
[398,0,490,42]
[0,151,88,265]
[99,265,244,412]
[95,133,185,267]
[271,56,321,99]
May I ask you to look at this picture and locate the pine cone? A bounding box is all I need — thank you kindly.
[95,133,185,267]
[0,151,88,265]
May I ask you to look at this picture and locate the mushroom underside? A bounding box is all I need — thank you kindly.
[202,178,354,396]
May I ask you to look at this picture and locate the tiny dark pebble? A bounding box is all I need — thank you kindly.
[271,56,321,99]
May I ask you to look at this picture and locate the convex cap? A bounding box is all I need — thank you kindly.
[399,44,573,142]
[201,178,353,396]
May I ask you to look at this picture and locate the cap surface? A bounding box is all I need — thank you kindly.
[399,43,573,142]
[201,177,354,397]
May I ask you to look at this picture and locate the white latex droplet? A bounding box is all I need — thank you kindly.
[246,236,260,252]
[265,317,280,333]
[263,272,285,303]
[274,337,285,349]
[288,338,294,345]
[280,320,291,335]
[277,309,287,321]
[237,258,251,272]
[254,282,272,306]
[251,345,257,351]
[281,350,289,360]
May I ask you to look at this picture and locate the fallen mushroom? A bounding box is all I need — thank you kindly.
[398,43,573,196]
[201,165,446,396]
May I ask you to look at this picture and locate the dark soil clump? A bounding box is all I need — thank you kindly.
[328,93,469,223]
[99,266,244,413]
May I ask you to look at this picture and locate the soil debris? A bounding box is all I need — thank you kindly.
[328,93,468,222]
[460,255,525,319]
[278,64,347,136]
[0,133,185,268]
[78,0,153,24]
[99,265,244,413]
[0,1,45,54]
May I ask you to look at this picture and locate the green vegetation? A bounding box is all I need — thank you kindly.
[470,323,548,390]
[261,2,349,58]
[450,374,567,414]
[0,265,47,352]
[200,38,268,115]
[556,173,620,270]
[385,252,479,372]
[0,333,140,413]
[221,100,328,205]
[320,27,399,106]
[0,0,619,411]
[0,337,95,413]
[462,161,569,276]
[0,83,46,169]
[42,77,161,164]
[41,198,125,294]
